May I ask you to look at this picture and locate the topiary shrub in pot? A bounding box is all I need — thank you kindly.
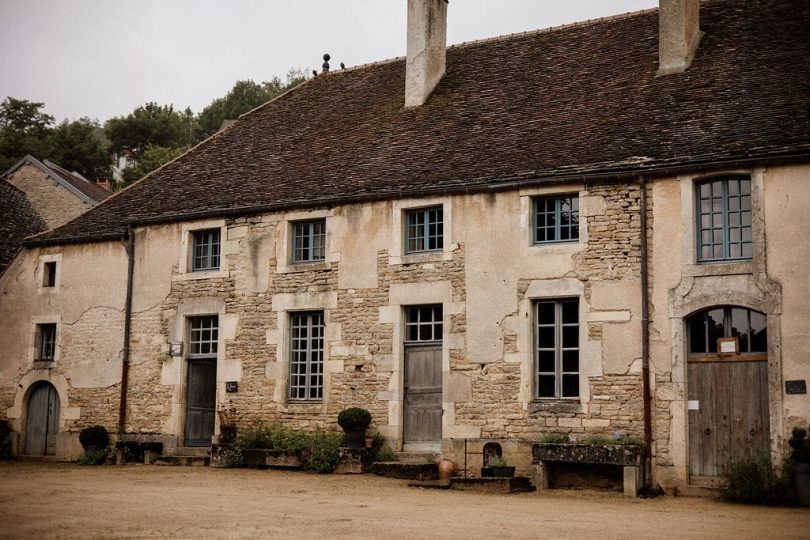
[789,426,810,506]
[79,425,110,451]
[337,408,371,449]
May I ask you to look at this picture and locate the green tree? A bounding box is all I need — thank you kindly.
[195,69,307,141]
[0,97,54,172]
[105,102,194,158]
[46,118,111,179]
[121,144,188,185]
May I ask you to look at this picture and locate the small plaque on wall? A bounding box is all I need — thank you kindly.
[716,337,739,357]
[169,342,183,357]
[225,381,238,393]
[785,380,807,395]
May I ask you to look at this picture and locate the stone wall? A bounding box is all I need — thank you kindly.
[6,164,92,229]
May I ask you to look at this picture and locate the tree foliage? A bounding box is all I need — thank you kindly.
[105,103,194,158]
[0,97,55,172]
[122,144,188,184]
[195,69,307,141]
[47,119,111,179]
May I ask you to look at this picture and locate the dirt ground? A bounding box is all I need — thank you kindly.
[0,462,808,539]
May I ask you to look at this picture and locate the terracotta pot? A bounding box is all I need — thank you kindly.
[438,459,457,480]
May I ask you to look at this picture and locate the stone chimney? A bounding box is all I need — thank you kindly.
[405,0,448,108]
[658,0,703,75]
[95,178,111,191]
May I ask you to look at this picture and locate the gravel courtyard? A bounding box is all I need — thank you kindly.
[0,461,808,539]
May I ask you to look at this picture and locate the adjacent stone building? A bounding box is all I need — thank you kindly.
[1,0,808,492]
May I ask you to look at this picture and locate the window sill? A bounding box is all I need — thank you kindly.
[174,269,229,281]
[32,360,56,369]
[686,260,753,277]
[278,261,331,274]
[392,251,448,266]
[528,241,583,254]
[280,401,325,414]
[529,399,582,414]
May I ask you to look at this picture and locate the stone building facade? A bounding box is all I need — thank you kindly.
[1,0,808,490]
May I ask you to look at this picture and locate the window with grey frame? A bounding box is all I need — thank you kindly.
[405,206,443,253]
[291,219,326,263]
[35,323,56,361]
[536,299,579,398]
[696,177,752,262]
[405,305,443,343]
[191,229,221,271]
[188,316,219,359]
[533,195,579,244]
[289,311,324,401]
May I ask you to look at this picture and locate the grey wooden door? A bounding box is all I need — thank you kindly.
[24,382,59,456]
[185,359,217,446]
[404,345,442,443]
[688,359,770,479]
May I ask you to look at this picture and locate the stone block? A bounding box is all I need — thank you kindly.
[623,465,642,497]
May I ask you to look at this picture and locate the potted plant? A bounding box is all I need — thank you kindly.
[482,456,515,478]
[337,407,371,449]
[789,427,810,506]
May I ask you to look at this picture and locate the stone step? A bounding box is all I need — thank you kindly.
[164,446,210,458]
[448,476,536,494]
[371,461,439,481]
[394,451,440,464]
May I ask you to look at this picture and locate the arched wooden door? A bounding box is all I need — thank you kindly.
[24,382,60,456]
[686,306,769,481]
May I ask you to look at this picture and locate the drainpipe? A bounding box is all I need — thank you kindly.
[639,176,653,484]
[118,225,135,434]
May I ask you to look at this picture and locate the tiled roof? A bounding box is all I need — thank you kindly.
[30,0,810,246]
[0,180,47,274]
[42,160,111,203]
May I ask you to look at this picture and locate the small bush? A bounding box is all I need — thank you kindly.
[79,425,110,450]
[488,456,508,467]
[615,435,644,446]
[78,447,109,466]
[221,445,244,468]
[302,429,344,474]
[584,435,614,446]
[538,433,570,444]
[720,457,795,506]
[789,427,810,463]
[370,432,385,459]
[337,408,372,430]
[376,446,397,462]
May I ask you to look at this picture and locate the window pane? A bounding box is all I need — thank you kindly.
[707,309,724,352]
[538,351,555,373]
[562,350,578,372]
[537,327,555,349]
[562,375,579,398]
[688,313,707,353]
[561,301,578,324]
[562,326,578,348]
[750,311,767,352]
[537,302,555,325]
[538,376,556,398]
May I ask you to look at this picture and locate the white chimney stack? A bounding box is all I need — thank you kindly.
[405,0,448,108]
[658,0,703,75]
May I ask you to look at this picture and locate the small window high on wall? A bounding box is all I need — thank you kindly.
[687,306,767,358]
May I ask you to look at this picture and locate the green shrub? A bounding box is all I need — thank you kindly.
[720,457,795,506]
[538,433,570,444]
[615,435,644,446]
[376,445,397,462]
[788,427,810,463]
[370,432,386,459]
[488,456,508,467]
[221,445,244,468]
[302,429,344,474]
[584,435,614,446]
[337,408,372,430]
[79,425,110,450]
[78,447,109,466]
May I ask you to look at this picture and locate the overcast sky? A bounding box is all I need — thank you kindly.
[0,1,657,123]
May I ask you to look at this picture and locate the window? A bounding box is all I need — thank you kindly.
[188,316,219,358]
[534,195,579,244]
[535,299,579,398]
[687,306,766,356]
[291,220,326,263]
[405,305,443,343]
[35,323,56,361]
[192,229,221,272]
[42,261,57,287]
[289,311,324,401]
[405,206,443,253]
[696,177,752,262]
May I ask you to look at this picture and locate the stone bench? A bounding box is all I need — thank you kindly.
[115,434,170,464]
[532,443,645,497]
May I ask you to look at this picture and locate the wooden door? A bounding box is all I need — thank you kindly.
[404,345,442,443]
[688,359,770,479]
[185,359,216,447]
[24,382,59,456]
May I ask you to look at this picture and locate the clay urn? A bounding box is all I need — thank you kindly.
[438,459,457,480]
